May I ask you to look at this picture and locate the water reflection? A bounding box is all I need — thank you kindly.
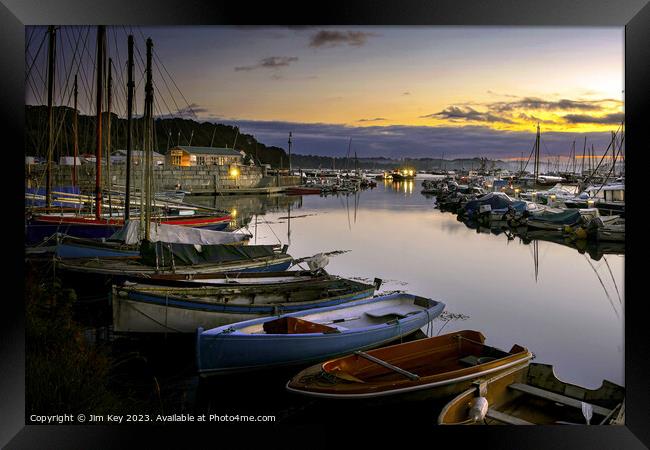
[218,181,624,388]
[386,179,415,195]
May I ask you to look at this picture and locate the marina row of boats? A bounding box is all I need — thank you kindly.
[423,178,625,243]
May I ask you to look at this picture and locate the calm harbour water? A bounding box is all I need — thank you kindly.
[190,177,624,390]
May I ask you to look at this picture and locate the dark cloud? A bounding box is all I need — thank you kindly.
[487,97,616,113]
[173,103,209,118]
[424,106,514,124]
[309,30,376,48]
[358,117,387,122]
[402,92,411,96]
[235,56,299,72]
[429,96,623,127]
[516,112,558,125]
[202,117,615,160]
[563,113,624,124]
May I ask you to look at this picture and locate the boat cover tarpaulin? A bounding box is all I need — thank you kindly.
[463,192,525,215]
[529,209,582,224]
[140,241,277,267]
[110,220,247,245]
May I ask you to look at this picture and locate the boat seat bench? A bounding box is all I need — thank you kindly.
[508,383,612,417]
[485,409,534,425]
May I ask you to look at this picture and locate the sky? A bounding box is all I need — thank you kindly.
[25,26,624,160]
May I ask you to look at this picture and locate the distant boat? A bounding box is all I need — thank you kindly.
[112,274,380,333]
[284,187,322,195]
[526,208,583,232]
[197,293,444,376]
[390,168,416,182]
[438,362,624,425]
[286,330,531,400]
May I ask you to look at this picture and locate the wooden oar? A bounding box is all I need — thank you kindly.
[353,351,420,381]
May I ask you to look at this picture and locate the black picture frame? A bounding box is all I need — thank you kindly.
[2,0,648,447]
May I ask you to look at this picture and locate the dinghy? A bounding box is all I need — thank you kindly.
[438,363,624,425]
[197,293,445,376]
[286,330,531,400]
[112,275,380,333]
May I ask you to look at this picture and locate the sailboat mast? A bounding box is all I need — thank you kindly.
[581,136,586,176]
[125,34,134,221]
[94,25,105,220]
[288,132,292,172]
[106,58,113,217]
[72,74,78,188]
[45,25,56,209]
[143,37,154,240]
[534,123,540,183]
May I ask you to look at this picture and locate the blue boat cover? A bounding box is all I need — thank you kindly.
[25,185,82,208]
[463,192,519,215]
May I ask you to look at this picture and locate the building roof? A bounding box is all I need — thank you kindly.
[114,149,164,158]
[172,146,242,156]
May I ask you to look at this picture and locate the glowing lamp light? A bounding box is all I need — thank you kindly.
[409,170,414,176]
[550,195,557,201]
[229,166,240,178]
[587,199,595,207]
[231,208,237,217]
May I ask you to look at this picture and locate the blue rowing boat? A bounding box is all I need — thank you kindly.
[196,293,445,376]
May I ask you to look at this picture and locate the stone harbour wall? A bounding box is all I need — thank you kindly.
[26,164,301,192]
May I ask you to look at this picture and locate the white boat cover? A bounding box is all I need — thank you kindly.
[110,220,249,245]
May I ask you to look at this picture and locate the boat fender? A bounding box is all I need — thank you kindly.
[573,227,587,240]
[469,396,489,422]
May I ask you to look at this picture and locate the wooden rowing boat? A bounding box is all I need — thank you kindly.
[112,275,380,333]
[197,293,445,376]
[286,330,532,400]
[437,362,624,425]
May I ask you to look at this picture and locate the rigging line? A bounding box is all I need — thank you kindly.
[138,26,198,121]
[583,122,623,186]
[76,26,97,115]
[519,137,536,175]
[602,256,623,305]
[152,56,187,120]
[25,74,45,108]
[583,254,619,319]
[152,77,180,121]
[25,26,37,51]
[54,27,84,117]
[25,30,48,83]
[25,47,47,103]
[260,214,283,245]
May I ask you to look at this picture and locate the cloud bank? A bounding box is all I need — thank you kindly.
[204,117,617,160]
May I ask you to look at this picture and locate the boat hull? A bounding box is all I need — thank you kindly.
[437,363,625,425]
[112,287,375,334]
[286,330,532,401]
[197,294,445,376]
